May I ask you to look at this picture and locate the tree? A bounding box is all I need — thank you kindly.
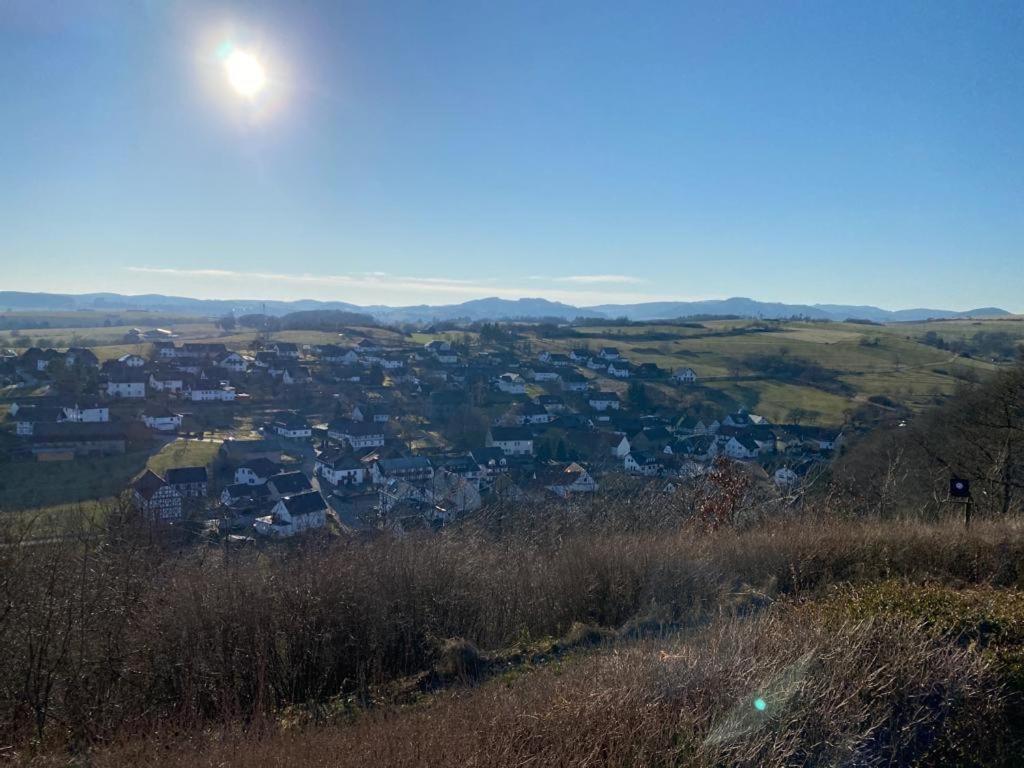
[626,381,650,411]
[218,314,237,331]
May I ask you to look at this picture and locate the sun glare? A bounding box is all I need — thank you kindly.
[224,49,267,98]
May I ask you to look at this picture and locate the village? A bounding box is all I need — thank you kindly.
[1,323,847,539]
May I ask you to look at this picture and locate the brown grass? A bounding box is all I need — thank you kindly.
[79,612,1002,767]
[2,505,1024,758]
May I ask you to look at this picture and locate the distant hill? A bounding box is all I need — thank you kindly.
[0,291,1011,324]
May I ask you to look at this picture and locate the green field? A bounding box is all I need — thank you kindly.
[0,438,223,516]
[531,318,1020,424]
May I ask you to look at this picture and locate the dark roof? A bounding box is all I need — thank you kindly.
[31,422,125,442]
[471,447,506,465]
[273,412,310,430]
[377,456,433,473]
[223,482,271,500]
[438,455,478,474]
[589,391,620,402]
[489,426,533,442]
[269,471,313,495]
[328,419,384,436]
[165,466,208,485]
[10,405,62,423]
[132,470,168,500]
[238,457,282,477]
[280,490,328,516]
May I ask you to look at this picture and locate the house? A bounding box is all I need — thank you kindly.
[356,338,380,353]
[436,455,483,484]
[494,373,527,395]
[165,466,209,497]
[282,366,312,385]
[429,470,483,515]
[219,438,283,463]
[153,341,179,359]
[117,353,146,368]
[598,347,621,360]
[106,373,147,399]
[624,451,661,476]
[534,396,566,416]
[272,342,300,358]
[320,345,359,364]
[183,342,228,358]
[372,456,434,485]
[472,447,509,477]
[424,339,452,354]
[774,467,800,487]
[29,422,127,456]
[315,448,366,487]
[234,458,282,485]
[220,482,271,507]
[506,402,551,426]
[131,470,183,521]
[569,348,591,362]
[486,426,534,456]
[723,435,760,460]
[267,471,313,499]
[535,462,598,497]
[529,367,562,383]
[351,403,390,423]
[588,392,621,411]
[187,384,236,402]
[61,401,109,423]
[673,367,698,384]
[271,411,312,439]
[722,412,753,429]
[600,433,631,458]
[560,371,590,393]
[149,371,185,393]
[254,490,328,538]
[218,352,249,372]
[141,404,182,432]
[607,361,632,379]
[9,405,62,436]
[327,419,386,449]
[64,347,99,368]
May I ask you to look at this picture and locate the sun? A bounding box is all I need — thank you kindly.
[224,49,266,98]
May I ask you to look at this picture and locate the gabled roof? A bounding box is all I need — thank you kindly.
[132,470,171,501]
[279,490,328,517]
[269,471,313,495]
[238,457,282,477]
[165,466,208,485]
[377,456,433,473]
[489,426,533,442]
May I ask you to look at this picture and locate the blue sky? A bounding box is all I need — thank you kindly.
[2,1,1022,310]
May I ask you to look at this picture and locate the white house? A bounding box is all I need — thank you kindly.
[588,392,621,411]
[61,403,109,423]
[218,352,249,372]
[315,450,366,487]
[254,490,328,538]
[106,378,146,398]
[282,366,312,385]
[486,426,534,456]
[538,462,598,497]
[598,347,621,360]
[149,372,185,393]
[327,420,386,449]
[624,452,661,476]
[608,434,631,458]
[673,367,698,384]
[272,412,312,439]
[234,458,281,485]
[495,373,527,395]
[607,362,631,379]
[188,385,236,402]
[723,435,759,460]
[320,346,359,365]
[141,405,183,432]
[117,354,146,368]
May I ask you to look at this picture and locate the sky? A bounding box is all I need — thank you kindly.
[2,0,1023,311]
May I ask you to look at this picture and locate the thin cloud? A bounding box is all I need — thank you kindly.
[527,274,646,284]
[124,266,669,305]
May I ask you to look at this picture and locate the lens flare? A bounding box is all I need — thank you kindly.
[753,697,767,711]
[224,49,266,98]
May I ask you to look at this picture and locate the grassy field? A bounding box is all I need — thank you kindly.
[528,318,1019,424]
[0,438,223,516]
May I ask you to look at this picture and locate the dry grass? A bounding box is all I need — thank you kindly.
[3,509,1024,758]
[82,612,1002,768]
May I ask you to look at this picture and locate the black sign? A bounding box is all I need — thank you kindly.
[950,478,971,499]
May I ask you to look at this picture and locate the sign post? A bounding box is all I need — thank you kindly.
[949,477,972,527]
